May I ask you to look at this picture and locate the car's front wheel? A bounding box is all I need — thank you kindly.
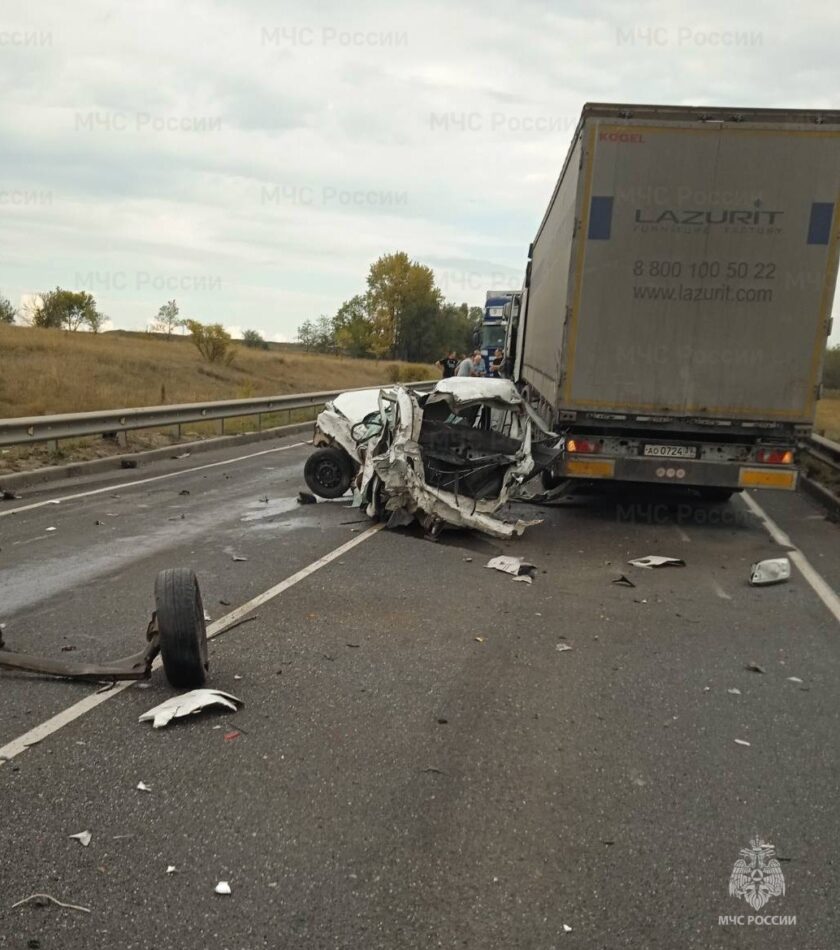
[304,447,354,498]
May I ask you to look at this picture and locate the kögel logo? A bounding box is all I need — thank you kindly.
[729,836,785,911]
[600,131,644,143]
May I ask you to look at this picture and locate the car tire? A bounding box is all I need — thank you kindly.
[304,447,354,499]
[154,568,209,689]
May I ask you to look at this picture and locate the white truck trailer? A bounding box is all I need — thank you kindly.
[509,103,840,498]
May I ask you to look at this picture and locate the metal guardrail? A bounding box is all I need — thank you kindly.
[0,381,435,449]
[801,433,840,518]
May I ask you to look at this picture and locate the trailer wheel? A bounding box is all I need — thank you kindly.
[304,447,354,498]
[154,568,209,689]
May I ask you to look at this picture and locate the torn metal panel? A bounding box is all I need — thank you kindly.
[311,378,562,537]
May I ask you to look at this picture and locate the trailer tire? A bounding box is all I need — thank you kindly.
[304,447,354,499]
[154,568,209,689]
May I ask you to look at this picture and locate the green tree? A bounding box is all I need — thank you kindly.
[242,328,268,349]
[185,319,234,364]
[0,296,15,324]
[152,299,182,338]
[333,294,375,357]
[32,288,103,332]
[366,252,442,361]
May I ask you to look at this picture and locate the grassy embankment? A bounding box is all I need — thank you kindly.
[0,326,436,473]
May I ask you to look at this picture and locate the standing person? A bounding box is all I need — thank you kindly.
[471,351,486,377]
[435,350,458,379]
[456,353,474,377]
[490,348,504,377]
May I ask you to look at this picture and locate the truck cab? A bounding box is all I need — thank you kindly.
[481,291,515,375]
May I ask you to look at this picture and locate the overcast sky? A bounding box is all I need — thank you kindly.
[1,0,838,342]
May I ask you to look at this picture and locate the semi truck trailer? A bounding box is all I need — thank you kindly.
[508,102,840,499]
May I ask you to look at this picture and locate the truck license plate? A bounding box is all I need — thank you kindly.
[643,444,698,459]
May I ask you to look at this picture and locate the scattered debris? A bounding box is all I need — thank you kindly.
[612,575,636,588]
[139,690,242,729]
[485,556,537,579]
[555,643,573,653]
[474,637,485,643]
[223,730,240,742]
[11,893,91,914]
[787,676,804,684]
[259,495,269,504]
[727,688,742,695]
[734,739,752,747]
[437,718,448,725]
[628,555,685,569]
[463,557,473,563]
[297,491,317,505]
[136,782,151,793]
[346,643,360,648]
[166,865,177,874]
[563,924,573,933]
[231,554,248,562]
[45,527,56,533]
[219,599,231,606]
[178,489,190,496]
[60,645,76,653]
[120,459,138,469]
[2,490,21,500]
[422,767,445,774]
[68,831,92,847]
[174,452,191,459]
[512,574,533,584]
[745,663,766,674]
[95,520,104,526]
[214,881,231,895]
[749,557,791,586]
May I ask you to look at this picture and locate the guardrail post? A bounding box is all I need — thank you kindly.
[257,413,262,433]
[47,439,59,455]
[219,418,225,436]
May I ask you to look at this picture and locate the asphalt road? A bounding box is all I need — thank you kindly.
[1,434,839,949]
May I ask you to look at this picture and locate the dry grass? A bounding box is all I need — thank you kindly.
[814,390,840,442]
[0,325,436,473]
[0,325,435,417]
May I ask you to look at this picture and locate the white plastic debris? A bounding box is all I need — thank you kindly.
[749,557,791,586]
[46,526,57,532]
[628,555,685,569]
[727,688,742,695]
[139,690,242,729]
[563,924,573,933]
[69,831,92,847]
[486,556,537,579]
[166,866,176,874]
[231,554,248,562]
[787,676,803,684]
[512,574,533,584]
[555,643,573,653]
[734,739,751,747]
[136,781,151,793]
[215,881,231,895]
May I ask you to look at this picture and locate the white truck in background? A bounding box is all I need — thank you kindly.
[506,102,840,499]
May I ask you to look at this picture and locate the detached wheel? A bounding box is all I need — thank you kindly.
[304,447,353,498]
[154,568,209,689]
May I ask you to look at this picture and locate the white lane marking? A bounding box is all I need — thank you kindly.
[0,524,382,764]
[0,443,307,518]
[739,492,840,625]
[711,579,732,601]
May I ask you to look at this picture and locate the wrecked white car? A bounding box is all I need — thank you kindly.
[304,378,563,538]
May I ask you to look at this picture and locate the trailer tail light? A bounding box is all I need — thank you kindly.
[566,438,601,454]
[755,448,794,465]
